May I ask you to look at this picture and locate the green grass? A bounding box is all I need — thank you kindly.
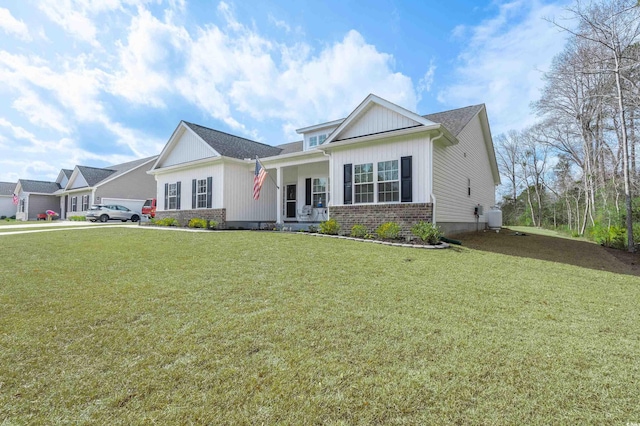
[1,229,639,424]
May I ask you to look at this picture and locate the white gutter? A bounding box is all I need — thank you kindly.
[429,131,444,225]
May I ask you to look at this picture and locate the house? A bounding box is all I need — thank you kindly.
[0,182,17,218]
[56,156,158,219]
[14,179,61,221]
[149,94,500,235]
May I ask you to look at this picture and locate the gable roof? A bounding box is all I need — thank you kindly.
[183,122,282,160]
[18,179,61,194]
[0,181,17,196]
[424,104,484,137]
[62,169,73,178]
[77,166,116,187]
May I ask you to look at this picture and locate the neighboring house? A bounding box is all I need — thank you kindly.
[14,180,61,221]
[149,94,500,235]
[0,182,17,218]
[57,156,158,218]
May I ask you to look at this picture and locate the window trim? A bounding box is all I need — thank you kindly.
[196,178,207,209]
[309,136,318,148]
[353,163,374,204]
[311,177,327,208]
[377,160,399,203]
[168,183,178,210]
[81,195,89,211]
[71,196,78,212]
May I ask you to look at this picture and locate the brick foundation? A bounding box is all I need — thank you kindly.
[329,203,433,237]
[156,208,227,228]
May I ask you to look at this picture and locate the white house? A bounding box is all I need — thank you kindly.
[149,94,500,235]
[0,182,17,218]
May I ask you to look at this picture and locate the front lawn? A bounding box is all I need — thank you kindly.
[1,229,639,424]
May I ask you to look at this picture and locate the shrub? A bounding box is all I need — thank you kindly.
[0,216,5,220]
[350,224,367,238]
[188,218,208,229]
[376,222,401,239]
[590,222,625,249]
[208,220,218,230]
[10,215,15,220]
[68,215,86,221]
[411,221,442,244]
[319,218,340,235]
[307,225,318,233]
[152,217,178,227]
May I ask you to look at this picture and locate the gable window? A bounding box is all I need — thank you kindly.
[354,163,374,203]
[197,179,207,208]
[318,134,327,144]
[312,178,327,207]
[377,160,399,202]
[71,197,77,212]
[168,183,178,209]
[81,195,89,211]
[309,136,318,147]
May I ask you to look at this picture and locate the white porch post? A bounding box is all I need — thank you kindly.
[276,166,283,225]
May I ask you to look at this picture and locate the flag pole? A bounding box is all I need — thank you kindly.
[256,156,279,189]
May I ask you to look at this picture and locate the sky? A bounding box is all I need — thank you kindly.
[0,0,572,183]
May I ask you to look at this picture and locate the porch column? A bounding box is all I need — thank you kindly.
[276,166,283,225]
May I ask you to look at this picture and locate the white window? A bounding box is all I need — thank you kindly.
[312,178,327,207]
[71,197,77,212]
[168,183,177,209]
[197,179,207,208]
[309,136,318,147]
[354,163,374,203]
[318,134,327,145]
[19,199,25,213]
[377,160,399,202]
[81,195,89,211]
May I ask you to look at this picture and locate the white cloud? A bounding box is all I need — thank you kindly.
[11,91,70,134]
[0,117,36,140]
[0,7,31,41]
[417,59,436,100]
[438,0,570,134]
[38,1,101,47]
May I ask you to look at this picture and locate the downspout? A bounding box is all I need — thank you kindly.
[429,131,445,225]
[320,149,332,219]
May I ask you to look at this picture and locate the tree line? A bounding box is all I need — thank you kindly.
[495,0,640,252]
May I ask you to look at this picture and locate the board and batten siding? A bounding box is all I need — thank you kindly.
[330,133,431,206]
[432,114,495,224]
[223,162,276,222]
[159,127,217,169]
[155,162,224,212]
[339,104,421,140]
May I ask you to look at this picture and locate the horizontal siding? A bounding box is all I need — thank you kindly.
[67,190,92,215]
[339,104,420,140]
[0,197,15,217]
[27,194,59,220]
[330,134,431,206]
[432,114,495,224]
[224,162,276,221]
[159,127,217,168]
[97,162,156,200]
[155,162,224,212]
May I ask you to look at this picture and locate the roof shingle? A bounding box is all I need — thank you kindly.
[183,122,282,160]
[424,104,484,137]
[0,182,17,196]
[18,180,61,194]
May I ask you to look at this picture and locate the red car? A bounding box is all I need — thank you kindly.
[142,198,156,218]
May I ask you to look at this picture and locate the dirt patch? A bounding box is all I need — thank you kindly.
[450,228,640,277]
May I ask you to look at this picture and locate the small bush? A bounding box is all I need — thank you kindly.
[319,218,340,235]
[350,224,367,238]
[68,215,86,221]
[152,217,178,227]
[10,215,15,220]
[376,222,401,239]
[411,221,442,244]
[208,220,218,230]
[590,222,625,249]
[0,215,5,220]
[307,225,318,233]
[188,218,208,229]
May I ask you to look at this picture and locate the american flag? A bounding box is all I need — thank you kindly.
[253,159,268,200]
[12,193,18,205]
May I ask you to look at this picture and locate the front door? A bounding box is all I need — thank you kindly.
[286,184,296,218]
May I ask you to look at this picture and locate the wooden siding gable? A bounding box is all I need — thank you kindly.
[324,94,438,145]
[153,122,220,170]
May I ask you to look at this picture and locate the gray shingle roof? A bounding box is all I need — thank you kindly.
[62,169,73,178]
[183,122,282,160]
[18,179,61,194]
[0,182,17,196]
[276,141,303,155]
[77,166,116,187]
[424,104,484,137]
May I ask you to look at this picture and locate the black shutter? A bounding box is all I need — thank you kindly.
[164,183,168,210]
[206,176,213,209]
[192,179,197,209]
[176,181,181,210]
[343,164,352,205]
[401,156,412,202]
[305,178,312,206]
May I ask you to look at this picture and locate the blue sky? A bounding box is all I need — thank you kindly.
[0,0,571,182]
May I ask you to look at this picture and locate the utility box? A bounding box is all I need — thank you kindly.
[474,205,483,216]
